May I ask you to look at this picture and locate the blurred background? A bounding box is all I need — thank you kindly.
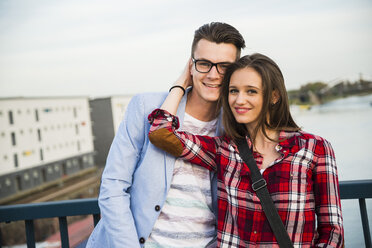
[0,0,371,247]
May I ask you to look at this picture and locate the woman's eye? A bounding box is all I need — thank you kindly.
[247,89,257,94]
[229,89,238,94]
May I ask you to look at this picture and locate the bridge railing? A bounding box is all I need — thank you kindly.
[0,198,100,248]
[0,179,371,248]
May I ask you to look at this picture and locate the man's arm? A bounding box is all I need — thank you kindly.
[98,94,145,248]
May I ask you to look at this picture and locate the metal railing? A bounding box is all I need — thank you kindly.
[339,179,372,247]
[0,198,100,248]
[0,179,371,248]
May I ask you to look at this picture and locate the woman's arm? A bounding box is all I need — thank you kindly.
[148,58,220,171]
[148,109,219,171]
[160,58,193,114]
[313,138,344,247]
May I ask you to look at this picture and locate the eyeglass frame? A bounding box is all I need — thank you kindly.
[192,57,232,75]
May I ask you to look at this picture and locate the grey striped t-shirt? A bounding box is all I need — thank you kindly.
[144,113,217,248]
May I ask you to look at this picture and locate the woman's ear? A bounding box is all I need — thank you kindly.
[271,90,280,105]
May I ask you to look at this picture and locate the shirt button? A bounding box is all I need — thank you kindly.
[155,205,161,211]
[139,237,145,244]
[253,230,257,234]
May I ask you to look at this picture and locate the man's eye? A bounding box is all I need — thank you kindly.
[219,63,230,69]
[198,62,211,67]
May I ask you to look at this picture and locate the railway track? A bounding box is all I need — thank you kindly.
[1,168,102,205]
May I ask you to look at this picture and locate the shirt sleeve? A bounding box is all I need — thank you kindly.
[313,138,344,247]
[148,108,219,171]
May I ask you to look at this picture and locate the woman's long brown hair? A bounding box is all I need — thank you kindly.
[219,53,300,143]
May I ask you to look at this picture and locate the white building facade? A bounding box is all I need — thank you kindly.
[0,97,95,199]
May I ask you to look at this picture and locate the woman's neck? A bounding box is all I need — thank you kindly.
[252,128,279,154]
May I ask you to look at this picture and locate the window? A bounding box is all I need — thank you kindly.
[77,141,81,151]
[75,124,79,135]
[42,169,47,182]
[40,148,44,161]
[37,129,42,141]
[24,173,30,181]
[8,111,14,124]
[14,153,18,168]
[15,175,21,191]
[11,132,16,146]
[35,109,39,122]
[73,107,77,118]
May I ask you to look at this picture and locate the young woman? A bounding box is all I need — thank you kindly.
[148,54,344,247]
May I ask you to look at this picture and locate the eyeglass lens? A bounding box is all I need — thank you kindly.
[194,60,230,74]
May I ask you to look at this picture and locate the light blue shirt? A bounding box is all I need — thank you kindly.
[86,89,220,247]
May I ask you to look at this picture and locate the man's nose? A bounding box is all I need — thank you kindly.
[207,65,220,79]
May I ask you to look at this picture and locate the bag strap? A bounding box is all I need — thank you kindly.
[235,138,294,248]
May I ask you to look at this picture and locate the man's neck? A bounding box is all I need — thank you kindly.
[185,91,219,122]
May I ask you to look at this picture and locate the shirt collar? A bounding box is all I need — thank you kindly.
[277,130,301,152]
[242,130,300,151]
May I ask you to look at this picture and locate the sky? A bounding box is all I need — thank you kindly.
[0,0,371,98]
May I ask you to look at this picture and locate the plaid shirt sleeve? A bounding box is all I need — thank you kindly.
[312,137,344,247]
[148,108,219,171]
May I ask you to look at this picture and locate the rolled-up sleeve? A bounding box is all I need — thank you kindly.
[148,108,219,171]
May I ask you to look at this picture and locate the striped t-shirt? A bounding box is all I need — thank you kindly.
[144,113,217,248]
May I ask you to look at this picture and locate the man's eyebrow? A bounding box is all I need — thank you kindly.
[196,58,232,63]
[194,57,211,61]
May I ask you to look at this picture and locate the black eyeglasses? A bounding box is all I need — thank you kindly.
[192,58,232,75]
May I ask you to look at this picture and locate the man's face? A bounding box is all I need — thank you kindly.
[191,39,238,103]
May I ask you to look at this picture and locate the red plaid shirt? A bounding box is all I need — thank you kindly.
[148,109,343,248]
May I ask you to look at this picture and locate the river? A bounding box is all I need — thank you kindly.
[291,94,372,247]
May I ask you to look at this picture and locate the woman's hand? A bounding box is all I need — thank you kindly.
[174,57,193,89]
[160,58,193,115]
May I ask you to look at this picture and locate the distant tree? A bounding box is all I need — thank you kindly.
[299,82,328,92]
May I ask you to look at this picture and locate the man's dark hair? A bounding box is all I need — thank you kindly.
[191,22,246,60]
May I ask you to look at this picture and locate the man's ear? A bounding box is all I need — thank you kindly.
[189,59,194,76]
[271,90,280,105]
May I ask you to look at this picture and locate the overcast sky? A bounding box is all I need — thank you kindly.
[0,0,371,98]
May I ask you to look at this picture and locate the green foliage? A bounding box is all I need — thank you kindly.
[300,82,328,92]
[288,79,372,105]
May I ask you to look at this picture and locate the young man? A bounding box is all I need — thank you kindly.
[86,22,245,247]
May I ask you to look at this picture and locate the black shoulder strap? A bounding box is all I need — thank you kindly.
[235,138,294,248]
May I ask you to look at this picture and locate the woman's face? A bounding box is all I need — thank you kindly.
[228,67,263,131]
